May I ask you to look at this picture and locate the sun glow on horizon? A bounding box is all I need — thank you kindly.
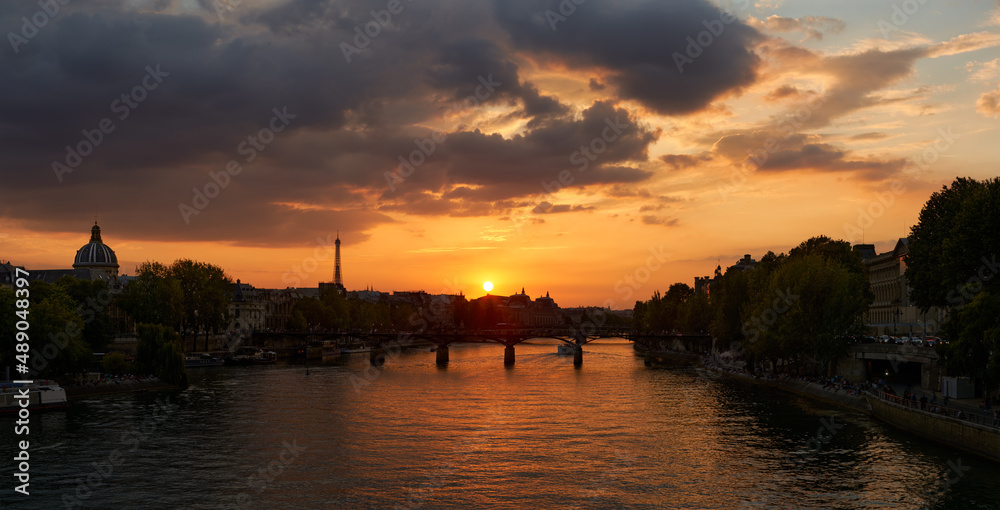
[483,281,493,292]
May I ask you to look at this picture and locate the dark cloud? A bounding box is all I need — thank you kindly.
[377,101,659,209]
[849,132,891,141]
[492,0,762,115]
[702,127,908,181]
[763,84,819,102]
[660,153,713,169]
[604,185,652,198]
[641,215,679,227]
[756,143,908,181]
[531,201,595,214]
[0,0,671,242]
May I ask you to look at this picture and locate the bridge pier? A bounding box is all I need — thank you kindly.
[436,344,449,366]
[370,346,385,366]
[573,344,582,367]
[504,345,515,366]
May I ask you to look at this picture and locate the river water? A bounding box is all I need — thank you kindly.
[3,339,1000,509]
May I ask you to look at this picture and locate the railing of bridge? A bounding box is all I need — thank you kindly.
[868,389,1000,429]
[461,327,632,337]
[256,327,635,337]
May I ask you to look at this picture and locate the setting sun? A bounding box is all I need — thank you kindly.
[483,281,493,292]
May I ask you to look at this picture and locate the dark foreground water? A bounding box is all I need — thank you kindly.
[3,340,1000,509]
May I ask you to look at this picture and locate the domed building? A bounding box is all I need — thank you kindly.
[73,222,119,278]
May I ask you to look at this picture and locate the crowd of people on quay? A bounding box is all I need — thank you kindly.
[820,375,865,397]
[870,379,1000,427]
[65,374,160,388]
[674,350,1000,426]
[699,353,865,395]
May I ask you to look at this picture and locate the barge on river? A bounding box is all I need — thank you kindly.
[0,380,69,413]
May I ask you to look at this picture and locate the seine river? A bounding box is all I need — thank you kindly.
[4,340,1000,509]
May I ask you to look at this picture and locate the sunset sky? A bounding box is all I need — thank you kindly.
[2,0,999,307]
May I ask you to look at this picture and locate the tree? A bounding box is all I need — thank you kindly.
[789,235,868,278]
[101,352,130,376]
[289,310,308,331]
[391,303,419,331]
[907,177,1000,309]
[632,300,648,331]
[292,297,335,330]
[677,290,711,334]
[662,283,694,331]
[635,283,695,333]
[54,276,116,353]
[709,268,748,349]
[942,292,1000,396]
[171,259,233,351]
[319,286,350,329]
[136,323,188,388]
[743,253,870,376]
[0,287,17,371]
[117,261,183,329]
[906,177,1000,395]
[3,281,91,377]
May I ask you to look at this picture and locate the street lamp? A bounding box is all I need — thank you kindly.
[893,307,898,337]
[193,309,199,352]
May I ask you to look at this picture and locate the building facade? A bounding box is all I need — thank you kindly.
[854,239,946,337]
[467,289,563,328]
[229,279,265,333]
[0,261,25,290]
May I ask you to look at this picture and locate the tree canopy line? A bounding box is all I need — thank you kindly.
[0,258,236,386]
[633,176,1000,395]
[633,236,872,376]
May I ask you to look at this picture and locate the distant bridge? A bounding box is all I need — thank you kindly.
[253,328,711,367]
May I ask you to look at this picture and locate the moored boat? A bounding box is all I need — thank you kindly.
[184,353,224,367]
[321,341,341,357]
[0,380,69,413]
[224,349,278,366]
[557,343,577,355]
[341,344,371,354]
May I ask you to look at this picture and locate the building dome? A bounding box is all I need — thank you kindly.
[73,222,119,276]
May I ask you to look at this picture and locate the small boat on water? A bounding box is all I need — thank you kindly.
[0,380,69,413]
[322,341,341,357]
[341,344,371,354]
[184,353,224,367]
[557,343,578,355]
[224,349,278,366]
